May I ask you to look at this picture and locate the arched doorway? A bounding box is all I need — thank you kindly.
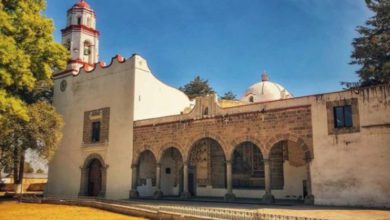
[232,142,265,190]
[188,138,226,197]
[87,159,102,196]
[79,154,107,197]
[269,140,309,200]
[137,150,157,197]
[160,147,183,196]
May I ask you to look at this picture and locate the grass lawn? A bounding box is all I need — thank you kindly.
[0,201,147,220]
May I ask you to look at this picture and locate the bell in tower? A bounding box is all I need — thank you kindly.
[61,0,99,74]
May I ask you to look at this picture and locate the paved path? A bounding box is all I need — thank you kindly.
[126,199,390,220]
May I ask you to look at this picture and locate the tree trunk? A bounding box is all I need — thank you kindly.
[13,147,19,184]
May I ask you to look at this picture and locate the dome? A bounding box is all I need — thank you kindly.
[241,72,293,103]
[73,0,91,9]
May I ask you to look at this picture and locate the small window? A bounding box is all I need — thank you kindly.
[203,107,209,116]
[65,40,71,51]
[91,121,101,143]
[249,96,254,103]
[165,168,171,174]
[84,47,91,55]
[77,17,82,25]
[333,105,353,128]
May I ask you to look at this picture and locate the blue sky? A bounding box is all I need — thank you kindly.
[45,0,371,98]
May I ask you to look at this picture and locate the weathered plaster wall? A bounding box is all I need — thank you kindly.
[310,85,390,207]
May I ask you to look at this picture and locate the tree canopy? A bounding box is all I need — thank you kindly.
[0,0,67,185]
[179,75,215,99]
[346,0,390,87]
[220,91,237,100]
[0,0,68,122]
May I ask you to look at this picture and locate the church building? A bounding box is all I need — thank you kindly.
[46,0,390,208]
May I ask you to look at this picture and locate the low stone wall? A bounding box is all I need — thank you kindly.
[38,197,328,220]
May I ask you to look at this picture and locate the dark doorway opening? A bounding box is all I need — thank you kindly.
[87,159,102,196]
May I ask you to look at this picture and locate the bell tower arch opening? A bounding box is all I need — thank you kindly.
[61,0,100,73]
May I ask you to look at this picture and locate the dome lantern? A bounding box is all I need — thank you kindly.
[261,71,269,81]
[241,71,293,103]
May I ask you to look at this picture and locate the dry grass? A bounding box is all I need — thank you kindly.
[0,201,147,220]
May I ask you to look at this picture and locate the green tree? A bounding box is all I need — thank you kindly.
[179,76,215,99]
[345,0,390,88]
[220,91,237,100]
[0,0,68,121]
[0,102,63,186]
[0,0,67,189]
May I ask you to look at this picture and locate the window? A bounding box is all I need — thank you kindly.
[203,107,209,116]
[333,105,352,128]
[84,46,91,55]
[249,96,254,103]
[77,17,82,25]
[91,121,101,143]
[64,40,71,51]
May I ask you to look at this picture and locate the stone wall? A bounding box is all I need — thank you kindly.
[133,97,313,164]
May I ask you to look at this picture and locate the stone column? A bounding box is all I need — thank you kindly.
[99,165,108,198]
[153,163,163,199]
[78,167,88,196]
[224,160,235,201]
[262,158,275,203]
[129,164,139,198]
[180,161,191,199]
[304,157,315,205]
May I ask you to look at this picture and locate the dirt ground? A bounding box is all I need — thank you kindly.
[0,201,147,220]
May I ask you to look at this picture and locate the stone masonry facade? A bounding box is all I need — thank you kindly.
[133,98,313,165]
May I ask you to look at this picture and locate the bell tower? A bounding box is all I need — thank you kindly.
[61,0,99,73]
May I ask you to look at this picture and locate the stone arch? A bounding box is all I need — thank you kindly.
[159,147,184,196]
[133,145,156,165]
[136,150,158,197]
[187,137,227,195]
[266,134,312,197]
[157,142,185,163]
[184,133,228,162]
[231,141,265,189]
[83,40,93,63]
[79,153,108,197]
[229,136,265,160]
[265,134,311,159]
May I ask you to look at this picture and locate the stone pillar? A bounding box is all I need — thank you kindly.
[129,164,139,198]
[153,163,163,199]
[98,165,107,198]
[224,160,235,201]
[78,167,88,196]
[180,161,191,199]
[304,157,315,205]
[262,158,275,203]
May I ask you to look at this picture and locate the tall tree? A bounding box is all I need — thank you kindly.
[0,0,67,190]
[0,102,63,187]
[345,0,390,87]
[179,75,215,99]
[220,91,237,100]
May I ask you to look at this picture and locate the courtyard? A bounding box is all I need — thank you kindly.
[0,200,146,220]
